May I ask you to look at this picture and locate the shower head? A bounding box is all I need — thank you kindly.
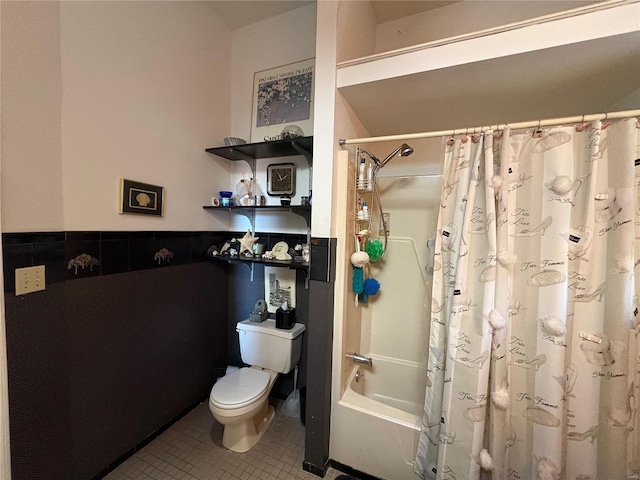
[399,144,414,156]
[361,143,413,170]
[379,143,413,168]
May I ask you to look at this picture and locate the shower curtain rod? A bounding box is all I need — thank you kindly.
[338,109,640,146]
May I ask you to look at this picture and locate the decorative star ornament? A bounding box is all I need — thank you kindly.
[239,230,259,254]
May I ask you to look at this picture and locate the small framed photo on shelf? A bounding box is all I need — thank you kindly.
[119,179,164,216]
[265,266,296,313]
[250,58,314,143]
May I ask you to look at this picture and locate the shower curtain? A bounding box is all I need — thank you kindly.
[414,119,639,480]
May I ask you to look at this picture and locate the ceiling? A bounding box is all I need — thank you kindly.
[207,0,456,30]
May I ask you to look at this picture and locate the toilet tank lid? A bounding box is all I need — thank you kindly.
[237,319,305,339]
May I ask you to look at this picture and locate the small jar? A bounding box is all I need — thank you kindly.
[280,194,291,206]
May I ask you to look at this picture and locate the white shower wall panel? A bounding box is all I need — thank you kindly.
[361,174,442,365]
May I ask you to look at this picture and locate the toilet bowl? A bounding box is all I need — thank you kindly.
[209,319,305,452]
[209,366,278,452]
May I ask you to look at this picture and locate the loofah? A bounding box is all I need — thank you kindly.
[491,388,510,410]
[487,309,506,331]
[546,175,574,195]
[497,250,517,267]
[351,251,370,268]
[479,449,494,470]
[352,267,364,294]
[366,239,384,263]
[363,278,380,295]
[539,315,566,336]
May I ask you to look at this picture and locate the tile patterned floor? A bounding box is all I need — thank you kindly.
[104,400,341,480]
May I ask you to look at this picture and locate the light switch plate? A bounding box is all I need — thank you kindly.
[15,265,46,295]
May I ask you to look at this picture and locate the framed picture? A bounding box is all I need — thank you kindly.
[264,266,296,313]
[250,58,314,143]
[267,163,296,196]
[119,179,164,216]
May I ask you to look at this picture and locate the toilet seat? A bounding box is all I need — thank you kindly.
[210,367,270,409]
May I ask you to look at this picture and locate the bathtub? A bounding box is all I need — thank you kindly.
[344,356,425,422]
[330,357,426,480]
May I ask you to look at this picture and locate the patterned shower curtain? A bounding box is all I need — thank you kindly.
[414,119,640,480]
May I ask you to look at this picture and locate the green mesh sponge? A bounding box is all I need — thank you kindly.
[366,238,384,263]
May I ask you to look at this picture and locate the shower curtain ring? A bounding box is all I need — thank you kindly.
[447,129,455,146]
[576,115,590,132]
[472,126,481,143]
[534,120,543,138]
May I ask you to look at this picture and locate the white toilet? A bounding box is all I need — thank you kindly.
[209,319,305,452]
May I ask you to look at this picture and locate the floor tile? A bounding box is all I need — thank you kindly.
[103,400,341,480]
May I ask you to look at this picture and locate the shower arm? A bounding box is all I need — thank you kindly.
[360,144,413,262]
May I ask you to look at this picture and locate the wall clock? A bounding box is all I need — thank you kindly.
[267,163,296,196]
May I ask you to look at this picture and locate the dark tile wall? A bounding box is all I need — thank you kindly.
[2,231,228,293]
[2,229,319,480]
[2,230,310,293]
[304,237,336,476]
[4,262,230,480]
[227,261,310,399]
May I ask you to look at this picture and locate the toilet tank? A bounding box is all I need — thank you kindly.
[236,319,305,374]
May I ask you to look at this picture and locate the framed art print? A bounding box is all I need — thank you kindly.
[120,179,164,216]
[250,58,314,143]
[264,266,296,313]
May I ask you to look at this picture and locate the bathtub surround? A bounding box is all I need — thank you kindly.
[331,168,442,480]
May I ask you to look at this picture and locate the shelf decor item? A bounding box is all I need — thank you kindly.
[267,163,296,196]
[251,58,314,143]
[119,179,164,217]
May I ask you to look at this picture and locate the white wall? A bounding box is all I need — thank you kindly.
[1,1,64,232]
[336,0,376,64]
[229,4,317,233]
[2,1,232,233]
[0,3,13,475]
[230,4,317,143]
[60,1,231,232]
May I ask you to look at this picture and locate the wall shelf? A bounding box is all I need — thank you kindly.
[204,138,313,286]
[206,136,313,169]
[336,3,640,136]
[203,205,311,228]
[206,254,309,270]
